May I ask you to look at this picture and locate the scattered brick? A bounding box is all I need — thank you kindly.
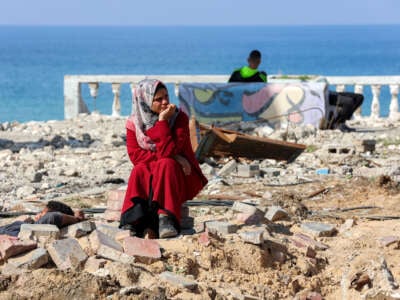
[265,206,289,222]
[0,235,37,261]
[122,236,161,264]
[89,229,123,253]
[97,244,135,264]
[239,230,264,245]
[47,238,88,270]
[300,222,337,237]
[2,248,49,275]
[61,221,96,238]
[206,221,238,236]
[18,224,60,242]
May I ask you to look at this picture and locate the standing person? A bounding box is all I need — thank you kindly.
[120,79,208,239]
[228,49,267,83]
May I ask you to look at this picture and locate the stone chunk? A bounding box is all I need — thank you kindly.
[96,223,125,238]
[265,206,289,222]
[290,233,329,251]
[97,244,135,264]
[2,248,49,275]
[232,201,258,215]
[236,212,265,225]
[237,164,260,177]
[0,235,37,261]
[122,236,161,263]
[89,229,123,253]
[61,221,96,238]
[159,271,198,290]
[300,222,337,237]
[217,160,237,176]
[239,230,264,245]
[206,221,238,236]
[84,256,107,274]
[18,224,60,242]
[378,236,400,247]
[47,238,88,270]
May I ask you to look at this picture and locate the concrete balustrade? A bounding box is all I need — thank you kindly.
[64,75,400,121]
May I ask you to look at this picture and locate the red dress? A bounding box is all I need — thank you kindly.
[121,111,207,223]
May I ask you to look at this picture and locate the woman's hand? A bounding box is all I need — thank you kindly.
[174,154,191,176]
[159,104,176,121]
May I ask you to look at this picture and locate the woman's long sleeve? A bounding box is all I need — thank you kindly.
[126,128,157,165]
[146,113,190,159]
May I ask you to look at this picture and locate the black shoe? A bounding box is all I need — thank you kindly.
[338,123,356,132]
[158,215,178,238]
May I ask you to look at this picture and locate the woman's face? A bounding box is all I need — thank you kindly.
[151,88,169,114]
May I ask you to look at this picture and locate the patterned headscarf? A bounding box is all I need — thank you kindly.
[126,79,178,151]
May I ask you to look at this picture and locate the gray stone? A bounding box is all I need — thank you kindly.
[217,160,237,176]
[159,271,198,290]
[232,201,258,215]
[265,206,289,222]
[206,221,238,235]
[61,221,96,238]
[18,224,60,242]
[47,238,88,270]
[237,164,260,177]
[239,230,264,245]
[300,222,337,237]
[2,248,49,275]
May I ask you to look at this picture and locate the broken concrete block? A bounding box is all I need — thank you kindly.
[61,221,96,238]
[84,256,107,274]
[236,212,265,225]
[89,229,123,253]
[339,219,356,233]
[122,236,161,264]
[18,224,60,242]
[290,233,329,251]
[96,223,125,238]
[265,206,289,222]
[300,222,337,237]
[2,248,49,275]
[159,271,198,290]
[378,236,400,247]
[217,160,237,177]
[200,163,215,175]
[97,244,135,264]
[239,230,264,245]
[0,235,37,261]
[206,221,238,235]
[237,164,260,177]
[262,168,281,177]
[47,238,88,270]
[232,201,258,215]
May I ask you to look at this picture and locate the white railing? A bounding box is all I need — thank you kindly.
[64,75,400,121]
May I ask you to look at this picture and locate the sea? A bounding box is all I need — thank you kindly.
[1,25,400,123]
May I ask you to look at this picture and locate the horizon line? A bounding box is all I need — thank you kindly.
[0,23,400,27]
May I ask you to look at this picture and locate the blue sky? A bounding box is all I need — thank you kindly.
[1,0,399,26]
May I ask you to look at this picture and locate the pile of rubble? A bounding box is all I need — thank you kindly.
[1,114,400,299]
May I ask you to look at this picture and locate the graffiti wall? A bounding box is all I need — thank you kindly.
[178,82,328,127]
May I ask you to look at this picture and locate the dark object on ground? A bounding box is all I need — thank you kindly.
[321,91,364,130]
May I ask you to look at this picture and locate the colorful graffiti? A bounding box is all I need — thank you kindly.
[178,82,328,127]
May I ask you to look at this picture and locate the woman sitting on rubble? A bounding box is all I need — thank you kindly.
[0,201,85,237]
[120,79,207,239]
